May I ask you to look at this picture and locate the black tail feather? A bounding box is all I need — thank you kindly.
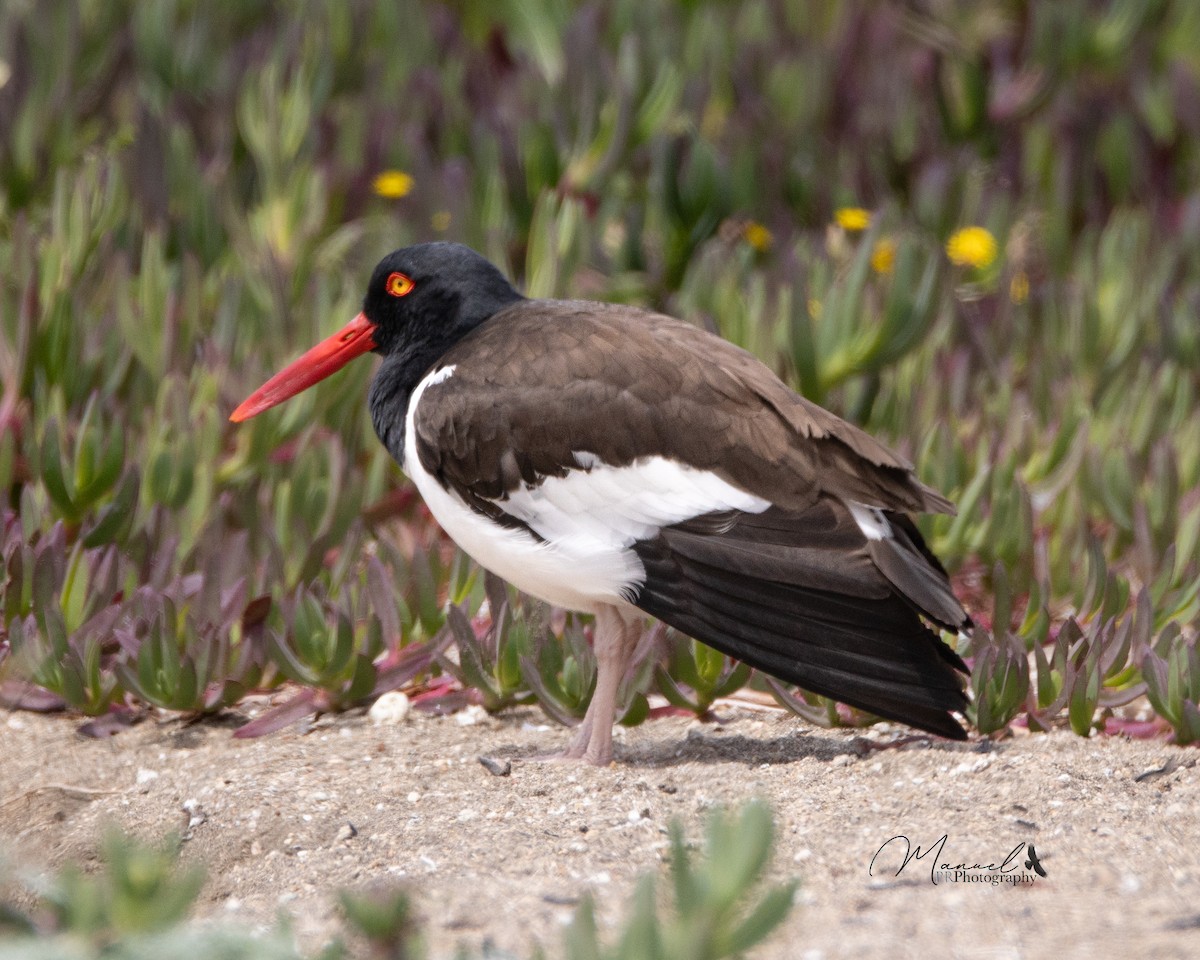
[631,500,970,740]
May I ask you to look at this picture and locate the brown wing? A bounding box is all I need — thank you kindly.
[412,299,953,516]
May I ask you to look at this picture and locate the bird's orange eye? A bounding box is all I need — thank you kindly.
[386,272,415,297]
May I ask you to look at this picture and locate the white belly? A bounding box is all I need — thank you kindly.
[411,479,644,612]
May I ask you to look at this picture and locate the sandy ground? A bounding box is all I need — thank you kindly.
[1,703,1198,959]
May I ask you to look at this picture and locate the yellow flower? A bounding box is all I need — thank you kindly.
[743,221,773,252]
[870,238,896,275]
[834,207,871,231]
[946,226,998,269]
[372,170,414,199]
[431,210,452,231]
[1009,270,1030,304]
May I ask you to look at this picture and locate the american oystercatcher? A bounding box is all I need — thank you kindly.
[232,242,971,764]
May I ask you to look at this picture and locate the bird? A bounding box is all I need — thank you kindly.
[231,242,971,765]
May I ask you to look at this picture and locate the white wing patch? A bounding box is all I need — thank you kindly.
[848,502,893,541]
[402,368,771,612]
[505,454,770,549]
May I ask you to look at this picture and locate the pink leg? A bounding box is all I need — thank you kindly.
[561,605,640,765]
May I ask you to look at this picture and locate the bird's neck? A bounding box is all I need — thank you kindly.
[368,286,525,469]
[368,345,444,467]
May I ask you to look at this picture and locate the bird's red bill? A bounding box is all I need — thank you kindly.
[229,312,378,422]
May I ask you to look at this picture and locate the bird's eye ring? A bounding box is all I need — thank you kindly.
[386,272,415,297]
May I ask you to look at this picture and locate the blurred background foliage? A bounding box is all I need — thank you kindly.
[0,0,1198,741]
[0,803,792,960]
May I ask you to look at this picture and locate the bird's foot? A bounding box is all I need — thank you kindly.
[531,718,614,766]
[530,748,613,766]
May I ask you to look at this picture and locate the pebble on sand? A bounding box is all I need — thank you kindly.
[369,691,411,725]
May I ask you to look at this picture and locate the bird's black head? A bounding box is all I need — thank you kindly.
[361,242,523,357]
[229,242,521,426]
